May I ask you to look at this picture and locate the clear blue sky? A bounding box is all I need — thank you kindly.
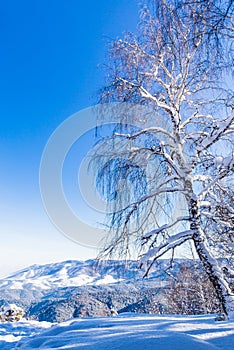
[0,0,139,277]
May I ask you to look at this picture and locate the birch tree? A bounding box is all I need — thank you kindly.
[96,0,234,319]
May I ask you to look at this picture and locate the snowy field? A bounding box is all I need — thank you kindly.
[1,313,234,350]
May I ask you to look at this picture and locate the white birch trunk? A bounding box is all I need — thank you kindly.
[189,197,234,319]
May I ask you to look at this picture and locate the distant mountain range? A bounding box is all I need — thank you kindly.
[0,259,188,322]
[0,259,171,292]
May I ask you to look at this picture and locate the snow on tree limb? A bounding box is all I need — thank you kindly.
[197,114,234,153]
[142,216,190,241]
[114,126,177,143]
[140,230,194,276]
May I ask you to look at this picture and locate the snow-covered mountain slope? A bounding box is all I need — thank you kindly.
[0,259,169,292]
[2,314,234,350]
[0,259,196,323]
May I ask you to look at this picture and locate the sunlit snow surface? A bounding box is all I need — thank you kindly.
[1,314,234,350]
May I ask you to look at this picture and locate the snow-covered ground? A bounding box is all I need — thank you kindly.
[0,320,51,349]
[1,313,234,349]
[1,260,233,348]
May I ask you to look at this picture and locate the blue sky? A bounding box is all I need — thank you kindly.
[0,0,139,277]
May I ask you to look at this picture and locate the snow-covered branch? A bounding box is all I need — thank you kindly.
[142,216,190,241]
[114,126,177,144]
[140,230,194,276]
[197,114,234,153]
[198,156,234,200]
